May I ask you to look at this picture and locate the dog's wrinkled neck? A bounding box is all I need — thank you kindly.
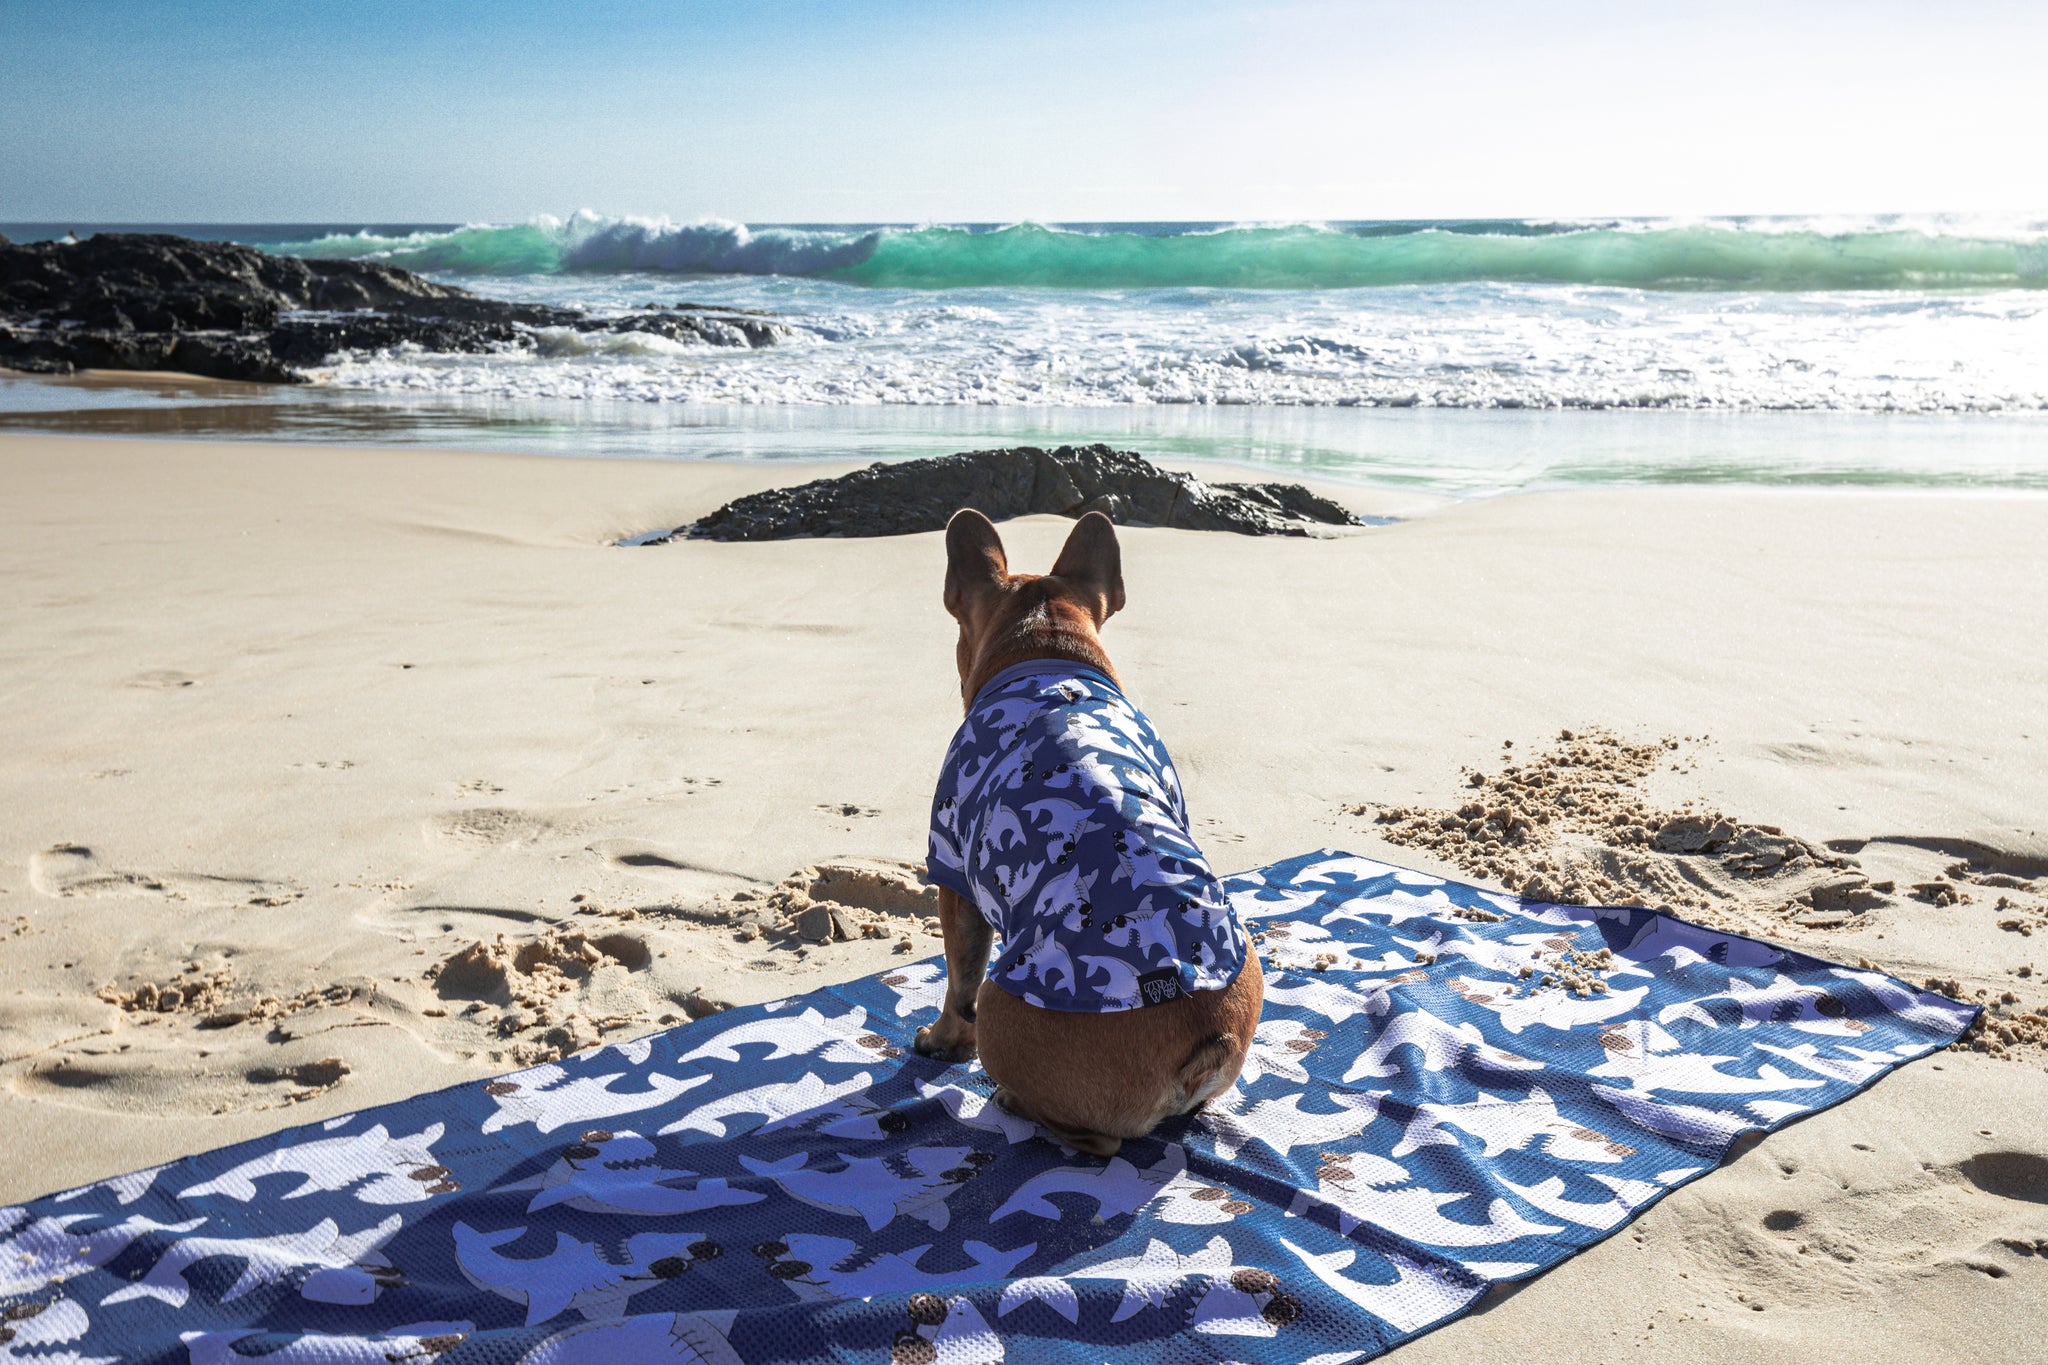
[958,583,1118,710]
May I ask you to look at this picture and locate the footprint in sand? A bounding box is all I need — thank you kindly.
[247,1057,351,1093]
[124,670,197,689]
[589,839,765,880]
[425,808,556,847]
[585,840,755,905]
[12,1052,353,1115]
[1952,1150,2048,1207]
[27,844,300,907]
[1830,836,2048,885]
[1703,1144,2048,1301]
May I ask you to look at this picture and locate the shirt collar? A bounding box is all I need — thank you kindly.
[968,658,1123,713]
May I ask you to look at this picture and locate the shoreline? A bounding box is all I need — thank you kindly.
[2,432,2044,1361]
[8,367,2048,497]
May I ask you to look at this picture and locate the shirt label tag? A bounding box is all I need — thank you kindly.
[1136,968,1183,1008]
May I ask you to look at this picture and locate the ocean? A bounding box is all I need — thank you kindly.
[5,215,2048,493]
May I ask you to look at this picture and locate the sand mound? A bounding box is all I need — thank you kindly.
[1354,727,2048,1067]
[1358,729,1889,931]
[428,929,655,1063]
[719,858,941,949]
[96,966,240,1016]
[1944,986,2048,1063]
[433,929,652,1003]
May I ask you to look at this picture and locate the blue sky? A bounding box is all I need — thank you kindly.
[3,0,2044,223]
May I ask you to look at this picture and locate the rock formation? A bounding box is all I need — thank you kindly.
[0,232,783,383]
[670,444,1366,540]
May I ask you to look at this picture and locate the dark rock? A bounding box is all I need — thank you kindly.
[680,445,1367,541]
[0,231,787,384]
[1211,480,1361,526]
[266,315,530,368]
[169,334,303,385]
[579,311,781,349]
[0,329,76,374]
[0,322,302,385]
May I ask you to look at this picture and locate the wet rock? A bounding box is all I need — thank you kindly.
[0,231,785,384]
[1211,480,1360,526]
[587,310,781,349]
[679,445,1369,541]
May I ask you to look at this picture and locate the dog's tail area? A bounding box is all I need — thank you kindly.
[1175,1033,1246,1116]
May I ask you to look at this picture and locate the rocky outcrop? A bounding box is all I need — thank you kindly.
[671,444,1365,541]
[0,232,784,383]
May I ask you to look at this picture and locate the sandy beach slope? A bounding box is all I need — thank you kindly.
[1,432,2043,1361]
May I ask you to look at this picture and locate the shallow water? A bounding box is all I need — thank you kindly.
[7,374,2048,497]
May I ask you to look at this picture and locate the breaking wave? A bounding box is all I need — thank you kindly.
[278,213,2048,292]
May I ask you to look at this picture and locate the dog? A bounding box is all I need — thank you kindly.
[912,507,1264,1156]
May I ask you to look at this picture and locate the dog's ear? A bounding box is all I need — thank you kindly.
[1050,511,1126,624]
[943,508,1009,620]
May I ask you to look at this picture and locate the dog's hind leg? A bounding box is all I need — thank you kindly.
[914,886,992,1063]
[990,1085,1123,1158]
[1171,956,1263,1118]
[1172,1033,1248,1116]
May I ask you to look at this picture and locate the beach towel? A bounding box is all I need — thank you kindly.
[928,661,1247,1012]
[1,849,1975,1365]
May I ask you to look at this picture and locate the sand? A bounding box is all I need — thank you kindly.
[1,430,2044,1361]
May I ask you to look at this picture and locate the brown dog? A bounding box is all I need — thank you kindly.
[912,507,1264,1156]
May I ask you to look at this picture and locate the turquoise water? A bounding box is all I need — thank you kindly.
[239,216,2048,293]
[5,216,2048,489]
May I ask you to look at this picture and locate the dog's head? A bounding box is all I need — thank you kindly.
[943,508,1126,705]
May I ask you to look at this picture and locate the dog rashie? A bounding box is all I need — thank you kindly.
[927,661,1249,1011]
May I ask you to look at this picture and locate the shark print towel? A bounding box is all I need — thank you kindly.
[0,850,1975,1365]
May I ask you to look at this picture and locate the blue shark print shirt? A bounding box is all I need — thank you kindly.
[927,660,1248,1012]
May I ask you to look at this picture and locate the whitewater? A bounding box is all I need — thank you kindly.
[229,213,2048,414]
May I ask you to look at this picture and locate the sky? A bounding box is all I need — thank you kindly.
[3,0,2045,224]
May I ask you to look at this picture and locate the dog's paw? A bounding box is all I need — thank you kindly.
[913,1024,977,1063]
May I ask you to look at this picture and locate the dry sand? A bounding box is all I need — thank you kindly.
[1,431,2044,1362]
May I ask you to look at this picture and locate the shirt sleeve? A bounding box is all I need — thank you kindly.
[926,779,973,899]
